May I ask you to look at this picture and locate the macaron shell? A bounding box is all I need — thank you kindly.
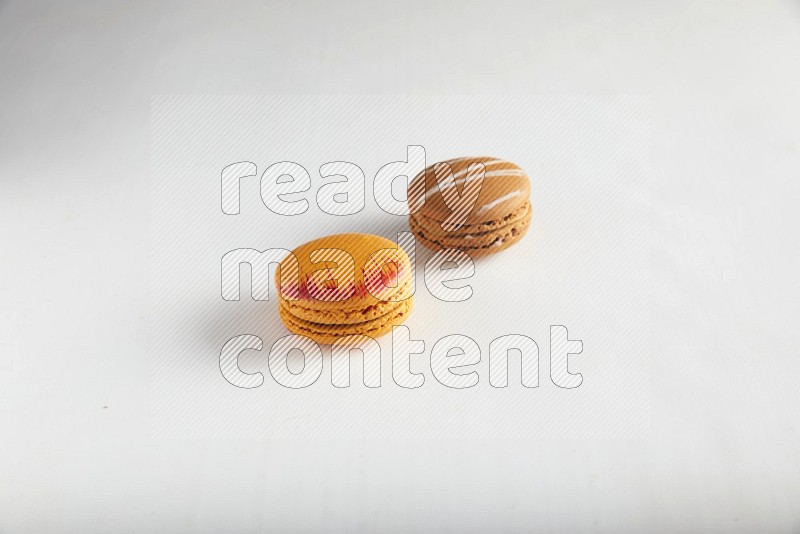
[275,233,413,311]
[409,156,531,226]
[411,199,531,239]
[279,277,413,325]
[278,298,413,345]
[411,201,532,256]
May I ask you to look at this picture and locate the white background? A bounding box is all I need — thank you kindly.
[151,95,649,439]
[2,1,799,532]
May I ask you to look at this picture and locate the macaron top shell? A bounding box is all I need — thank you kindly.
[409,156,530,225]
[275,233,413,311]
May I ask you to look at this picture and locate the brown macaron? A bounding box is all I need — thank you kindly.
[408,156,532,256]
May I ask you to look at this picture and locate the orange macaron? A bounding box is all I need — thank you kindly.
[275,233,413,344]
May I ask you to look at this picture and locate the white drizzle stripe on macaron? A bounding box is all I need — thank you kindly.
[425,169,526,197]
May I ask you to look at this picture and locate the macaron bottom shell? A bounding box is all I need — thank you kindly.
[410,200,532,257]
[278,298,413,345]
